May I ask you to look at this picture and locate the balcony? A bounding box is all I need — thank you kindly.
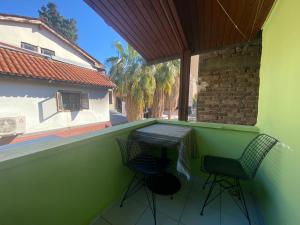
[0,119,265,225]
[0,1,298,224]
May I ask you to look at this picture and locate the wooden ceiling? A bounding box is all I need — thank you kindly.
[85,0,275,63]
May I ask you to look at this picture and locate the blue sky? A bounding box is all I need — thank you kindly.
[0,0,126,67]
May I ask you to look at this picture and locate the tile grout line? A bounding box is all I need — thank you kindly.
[100,176,210,225]
[177,177,196,225]
[134,194,180,225]
[89,214,102,225]
[134,176,194,225]
[158,207,182,224]
[134,205,149,225]
[100,216,113,225]
[219,184,222,225]
[101,190,148,225]
[133,185,156,225]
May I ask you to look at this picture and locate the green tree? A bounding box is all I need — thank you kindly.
[38,2,78,42]
[151,60,180,118]
[106,42,156,121]
[164,75,180,119]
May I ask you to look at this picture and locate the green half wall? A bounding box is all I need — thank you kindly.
[255,0,300,224]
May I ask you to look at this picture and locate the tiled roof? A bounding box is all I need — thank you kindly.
[0,45,115,88]
[10,121,112,144]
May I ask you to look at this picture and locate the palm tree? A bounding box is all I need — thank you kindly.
[106,42,155,121]
[164,76,180,119]
[151,60,180,118]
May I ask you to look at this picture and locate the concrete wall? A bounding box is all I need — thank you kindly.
[0,119,258,225]
[0,120,156,225]
[254,0,300,225]
[0,78,110,134]
[158,120,258,175]
[0,20,94,69]
[197,39,261,125]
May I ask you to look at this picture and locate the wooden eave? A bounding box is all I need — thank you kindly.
[84,0,275,63]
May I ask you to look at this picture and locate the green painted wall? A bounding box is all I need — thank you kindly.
[2,3,299,225]
[0,120,155,225]
[0,119,258,225]
[158,120,258,175]
[255,0,300,224]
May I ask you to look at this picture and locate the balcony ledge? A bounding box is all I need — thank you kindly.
[158,119,259,133]
[0,119,258,167]
[0,119,157,165]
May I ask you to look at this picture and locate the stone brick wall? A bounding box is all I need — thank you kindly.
[197,39,261,125]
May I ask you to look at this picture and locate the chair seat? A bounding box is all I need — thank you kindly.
[128,154,168,176]
[203,155,250,180]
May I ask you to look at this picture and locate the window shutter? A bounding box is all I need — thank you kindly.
[109,91,113,104]
[56,91,63,112]
[81,93,89,109]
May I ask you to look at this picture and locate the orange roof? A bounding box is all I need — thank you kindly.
[0,45,115,88]
[10,121,111,144]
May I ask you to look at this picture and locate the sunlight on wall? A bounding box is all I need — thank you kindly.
[255,0,300,224]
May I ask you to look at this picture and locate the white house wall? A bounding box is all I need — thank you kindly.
[0,20,94,69]
[0,78,110,134]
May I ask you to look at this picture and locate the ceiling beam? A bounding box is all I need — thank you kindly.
[160,0,189,51]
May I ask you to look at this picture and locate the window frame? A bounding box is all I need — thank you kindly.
[56,90,89,112]
[41,47,55,57]
[21,42,38,52]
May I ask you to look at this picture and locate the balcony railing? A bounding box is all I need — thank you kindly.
[0,119,260,225]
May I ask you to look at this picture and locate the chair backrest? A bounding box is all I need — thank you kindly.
[239,134,278,178]
[116,137,143,166]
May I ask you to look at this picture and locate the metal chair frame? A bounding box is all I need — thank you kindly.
[116,137,163,225]
[200,134,278,225]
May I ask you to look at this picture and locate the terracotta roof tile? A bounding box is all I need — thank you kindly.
[9,121,112,144]
[0,46,115,88]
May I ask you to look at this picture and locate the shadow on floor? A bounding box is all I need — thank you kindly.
[90,175,261,225]
[110,110,128,126]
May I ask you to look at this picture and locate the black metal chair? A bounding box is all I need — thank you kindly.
[200,134,278,225]
[116,137,169,225]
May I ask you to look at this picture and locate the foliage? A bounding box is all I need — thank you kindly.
[106,42,155,121]
[192,95,198,108]
[38,2,78,43]
[164,76,180,119]
[151,60,180,118]
[107,42,180,121]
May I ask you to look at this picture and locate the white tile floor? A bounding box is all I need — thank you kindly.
[91,175,262,225]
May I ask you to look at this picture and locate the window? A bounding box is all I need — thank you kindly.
[56,91,89,112]
[109,90,113,104]
[41,48,55,57]
[21,42,38,52]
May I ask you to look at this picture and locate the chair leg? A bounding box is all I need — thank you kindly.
[200,174,217,215]
[120,174,137,207]
[231,178,241,200]
[151,191,157,225]
[236,179,251,225]
[203,174,212,190]
[144,178,157,225]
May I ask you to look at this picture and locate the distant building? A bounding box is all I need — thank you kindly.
[0,14,115,143]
